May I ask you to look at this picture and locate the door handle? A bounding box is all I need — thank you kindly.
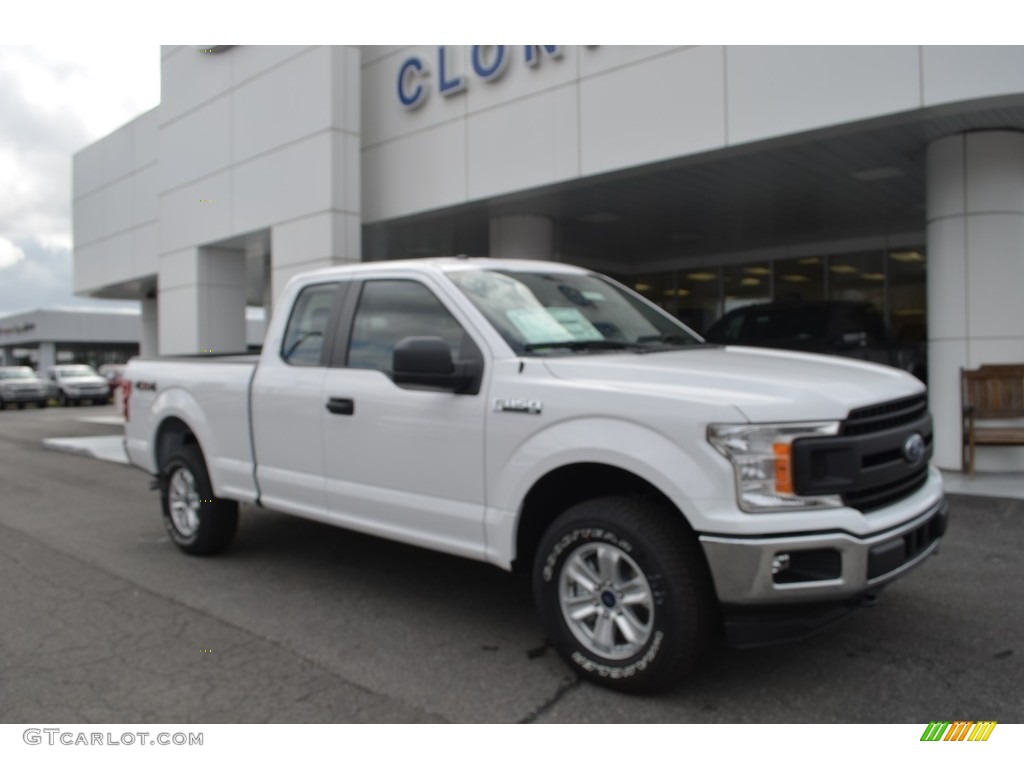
[326,397,355,415]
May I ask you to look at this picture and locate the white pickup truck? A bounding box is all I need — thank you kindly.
[123,258,947,692]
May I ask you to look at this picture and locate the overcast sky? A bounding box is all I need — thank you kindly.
[0,43,159,318]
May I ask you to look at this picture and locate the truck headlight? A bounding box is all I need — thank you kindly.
[708,422,844,512]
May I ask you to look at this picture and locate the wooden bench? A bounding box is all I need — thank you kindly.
[961,364,1024,475]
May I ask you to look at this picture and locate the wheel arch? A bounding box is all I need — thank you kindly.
[155,416,201,473]
[512,462,701,575]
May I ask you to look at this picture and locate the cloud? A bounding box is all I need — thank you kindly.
[0,236,25,269]
[0,236,136,317]
[0,45,158,315]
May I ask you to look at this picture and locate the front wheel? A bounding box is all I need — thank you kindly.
[533,495,715,693]
[160,444,238,555]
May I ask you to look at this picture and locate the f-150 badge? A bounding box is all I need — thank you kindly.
[493,398,543,415]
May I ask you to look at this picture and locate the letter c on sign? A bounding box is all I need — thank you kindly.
[397,57,426,109]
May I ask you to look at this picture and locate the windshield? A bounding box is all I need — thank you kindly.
[0,368,36,379]
[447,269,703,355]
[58,365,98,378]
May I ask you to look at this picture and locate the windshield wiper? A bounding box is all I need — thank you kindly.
[522,339,641,353]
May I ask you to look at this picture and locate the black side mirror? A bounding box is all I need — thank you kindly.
[392,336,479,394]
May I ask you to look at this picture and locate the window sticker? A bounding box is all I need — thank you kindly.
[581,291,607,302]
[506,308,574,344]
[546,308,604,340]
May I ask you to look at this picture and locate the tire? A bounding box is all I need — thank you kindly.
[38,400,48,409]
[533,495,715,693]
[16,402,24,409]
[160,443,238,556]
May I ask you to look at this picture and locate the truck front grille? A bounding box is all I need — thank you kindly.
[792,394,933,512]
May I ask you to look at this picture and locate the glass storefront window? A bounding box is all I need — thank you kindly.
[676,267,721,334]
[618,244,925,343]
[774,256,825,302]
[723,262,771,315]
[888,249,927,344]
[827,251,886,309]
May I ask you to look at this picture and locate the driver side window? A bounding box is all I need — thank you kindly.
[347,279,471,374]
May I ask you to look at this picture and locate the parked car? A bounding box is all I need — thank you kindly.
[45,364,111,406]
[0,366,49,409]
[123,258,945,693]
[703,300,927,381]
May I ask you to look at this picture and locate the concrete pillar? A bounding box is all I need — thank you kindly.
[489,215,554,261]
[140,297,158,357]
[158,246,246,355]
[268,46,362,308]
[37,341,56,372]
[926,130,1024,471]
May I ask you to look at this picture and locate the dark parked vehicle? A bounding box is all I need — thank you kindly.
[0,366,49,409]
[703,301,926,381]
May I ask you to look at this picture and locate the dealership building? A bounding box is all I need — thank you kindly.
[71,45,1024,472]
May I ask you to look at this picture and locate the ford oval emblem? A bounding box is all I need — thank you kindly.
[903,433,926,464]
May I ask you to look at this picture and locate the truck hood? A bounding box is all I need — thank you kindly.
[541,345,924,422]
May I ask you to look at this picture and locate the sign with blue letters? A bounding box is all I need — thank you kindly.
[397,46,563,110]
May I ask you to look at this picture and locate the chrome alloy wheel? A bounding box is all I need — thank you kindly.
[167,467,201,537]
[557,541,655,660]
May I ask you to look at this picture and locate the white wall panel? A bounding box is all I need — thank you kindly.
[362,121,467,222]
[231,47,332,164]
[966,214,1024,338]
[923,46,1024,107]
[72,241,109,294]
[230,45,312,86]
[464,46,580,114]
[160,47,232,126]
[73,143,104,199]
[159,248,200,291]
[159,172,232,254]
[100,123,136,184]
[134,222,158,278]
[362,46,410,65]
[231,133,333,235]
[467,85,579,200]
[925,217,966,341]
[926,135,964,220]
[927,338,967,468]
[159,97,231,193]
[581,46,725,176]
[965,132,1024,213]
[332,132,362,215]
[133,165,158,225]
[332,46,362,135]
[104,176,135,236]
[726,46,920,145]
[580,45,683,77]
[72,192,104,248]
[158,286,200,355]
[133,109,159,168]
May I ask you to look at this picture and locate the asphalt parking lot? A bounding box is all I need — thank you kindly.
[1,404,1022,723]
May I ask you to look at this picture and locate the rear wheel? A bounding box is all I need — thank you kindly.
[533,495,715,693]
[160,443,238,555]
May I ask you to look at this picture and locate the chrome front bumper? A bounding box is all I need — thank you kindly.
[700,498,948,605]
